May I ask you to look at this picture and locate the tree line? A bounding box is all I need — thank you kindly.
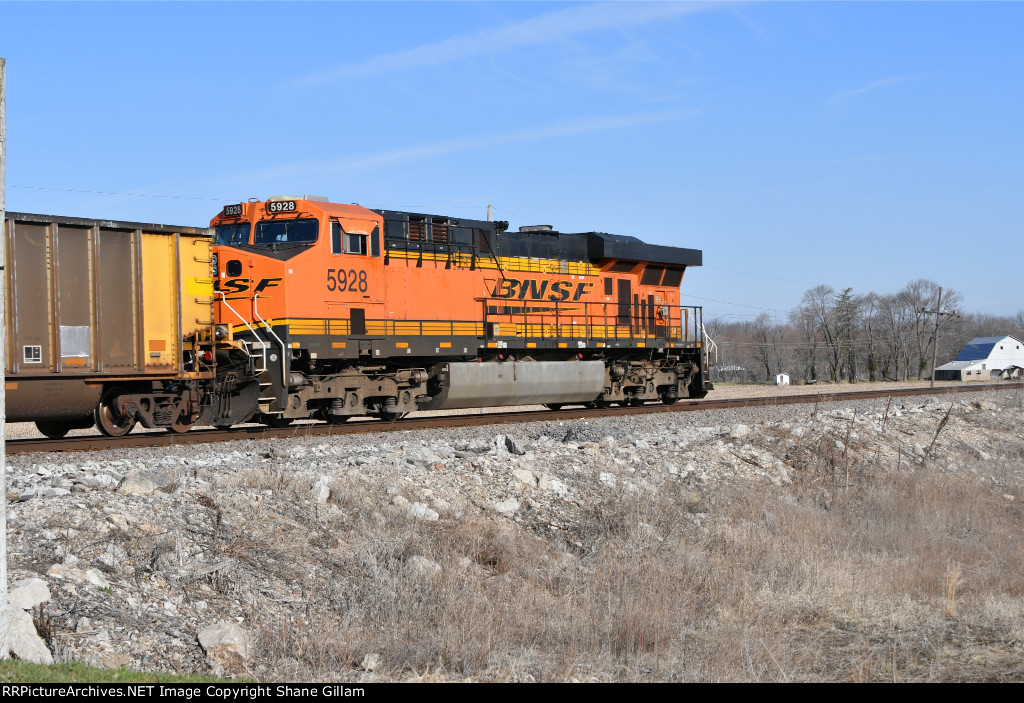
[705,279,1024,384]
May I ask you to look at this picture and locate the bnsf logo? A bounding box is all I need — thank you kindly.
[215,277,283,295]
[492,278,594,302]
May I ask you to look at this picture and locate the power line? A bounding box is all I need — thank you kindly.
[10,184,234,202]
[685,294,791,314]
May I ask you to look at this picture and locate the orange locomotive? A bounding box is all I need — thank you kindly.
[207,196,711,426]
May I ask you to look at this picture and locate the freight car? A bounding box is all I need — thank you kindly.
[3,199,712,436]
[208,197,712,426]
[2,212,224,437]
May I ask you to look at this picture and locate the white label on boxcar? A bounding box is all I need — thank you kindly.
[60,326,92,357]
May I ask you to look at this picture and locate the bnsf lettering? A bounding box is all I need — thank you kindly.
[492,278,593,302]
[215,277,282,295]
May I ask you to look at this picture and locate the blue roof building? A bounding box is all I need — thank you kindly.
[935,336,1024,381]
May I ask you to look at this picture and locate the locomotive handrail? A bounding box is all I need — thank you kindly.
[253,292,288,388]
[481,298,703,346]
[216,291,267,374]
[702,323,718,368]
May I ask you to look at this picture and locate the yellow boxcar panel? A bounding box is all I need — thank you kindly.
[141,233,178,370]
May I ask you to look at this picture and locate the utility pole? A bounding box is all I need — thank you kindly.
[1,56,8,660]
[919,286,959,388]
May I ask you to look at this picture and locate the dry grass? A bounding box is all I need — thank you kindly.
[216,413,1024,681]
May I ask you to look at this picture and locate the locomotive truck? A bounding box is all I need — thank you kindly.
[4,198,713,437]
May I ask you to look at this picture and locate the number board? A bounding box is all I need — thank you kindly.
[223,204,243,217]
[267,200,298,214]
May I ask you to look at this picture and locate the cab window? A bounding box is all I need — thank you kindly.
[213,223,251,245]
[254,218,319,245]
[332,222,367,255]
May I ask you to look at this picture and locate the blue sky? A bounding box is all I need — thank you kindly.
[2,1,1022,320]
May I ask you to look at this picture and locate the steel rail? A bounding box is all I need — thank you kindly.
[6,382,1021,456]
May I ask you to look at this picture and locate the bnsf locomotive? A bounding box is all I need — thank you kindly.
[4,198,712,437]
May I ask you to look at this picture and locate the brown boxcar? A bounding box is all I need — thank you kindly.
[3,212,217,436]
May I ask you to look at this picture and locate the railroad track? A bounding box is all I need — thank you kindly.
[6,382,1021,456]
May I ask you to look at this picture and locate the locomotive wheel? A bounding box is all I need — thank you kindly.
[660,394,679,406]
[95,388,137,437]
[629,398,645,407]
[324,414,350,425]
[544,403,563,411]
[592,397,612,409]
[259,414,293,428]
[379,411,407,422]
[36,421,72,439]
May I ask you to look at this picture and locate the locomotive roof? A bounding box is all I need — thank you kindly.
[370,208,701,268]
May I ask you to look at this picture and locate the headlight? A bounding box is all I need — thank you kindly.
[211,252,219,272]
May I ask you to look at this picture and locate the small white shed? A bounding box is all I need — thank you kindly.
[935,335,1024,381]
[774,373,790,386]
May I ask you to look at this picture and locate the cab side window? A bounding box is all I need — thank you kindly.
[332,222,368,255]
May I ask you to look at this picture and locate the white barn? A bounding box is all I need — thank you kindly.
[935,335,1024,381]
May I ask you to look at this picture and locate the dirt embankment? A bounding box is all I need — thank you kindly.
[5,386,1023,681]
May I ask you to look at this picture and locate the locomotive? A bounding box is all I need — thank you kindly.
[4,198,712,437]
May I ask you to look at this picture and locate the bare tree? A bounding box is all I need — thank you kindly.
[801,285,842,382]
[789,304,820,382]
[901,280,962,379]
[861,292,881,382]
[877,292,914,380]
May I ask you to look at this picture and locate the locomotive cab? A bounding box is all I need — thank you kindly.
[211,197,407,424]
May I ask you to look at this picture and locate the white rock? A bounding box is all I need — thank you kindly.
[312,477,331,504]
[98,543,128,571]
[117,470,176,496]
[598,472,616,488]
[539,475,568,497]
[493,498,521,516]
[85,568,110,589]
[730,424,751,439]
[8,578,51,610]
[46,563,87,584]
[513,468,536,486]
[5,606,53,664]
[391,494,409,508]
[407,555,442,578]
[405,502,439,522]
[198,622,250,674]
[361,652,382,672]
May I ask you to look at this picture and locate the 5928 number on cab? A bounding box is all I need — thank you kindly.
[327,269,368,293]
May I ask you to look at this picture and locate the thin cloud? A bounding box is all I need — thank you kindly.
[831,75,917,107]
[296,2,714,86]
[220,109,701,185]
